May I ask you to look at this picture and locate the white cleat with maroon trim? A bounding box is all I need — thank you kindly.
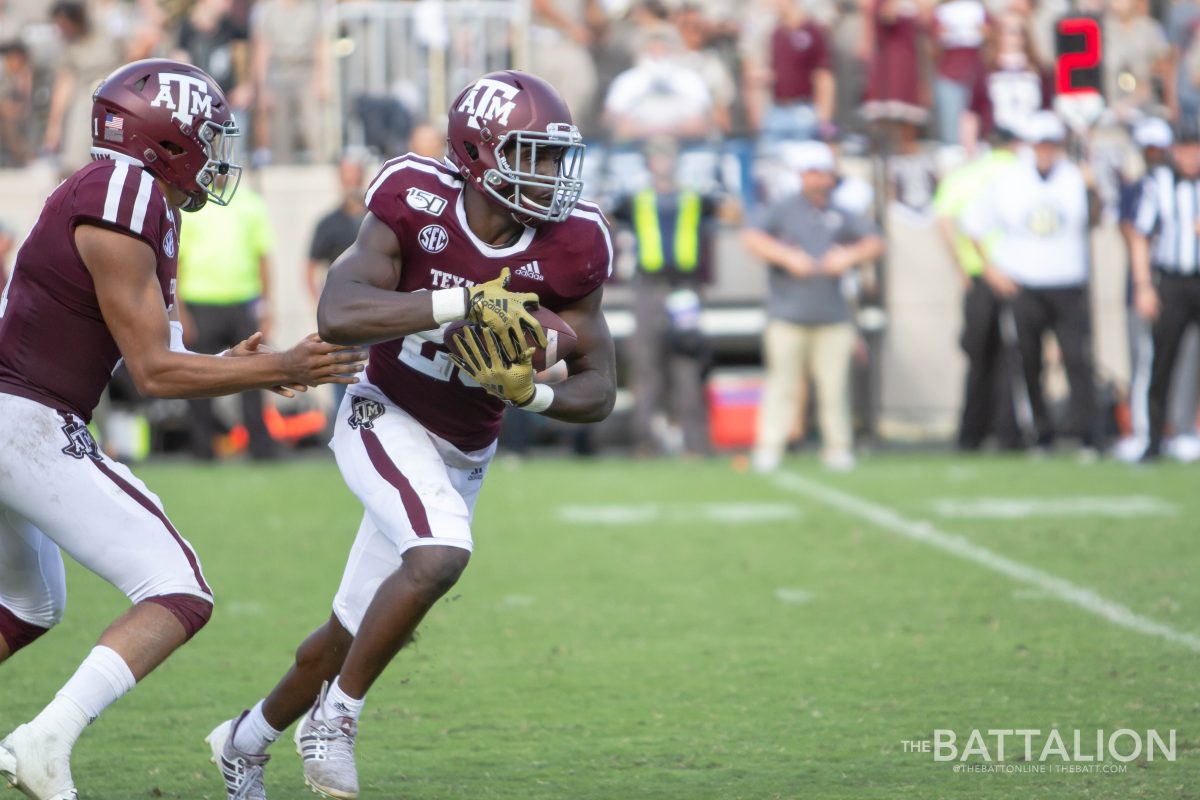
[296,682,359,800]
[207,712,270,800]
[0,724,78,800]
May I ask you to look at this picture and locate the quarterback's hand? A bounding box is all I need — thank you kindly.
[465,267,548,363]
[224,331,307,397]
[447,325,536,407]
[280,333,369,389]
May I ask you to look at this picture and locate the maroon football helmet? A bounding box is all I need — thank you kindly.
[90,59,241,212]
[446,71,584,224]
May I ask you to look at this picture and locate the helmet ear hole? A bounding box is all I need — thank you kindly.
[160,141,185,156]
[464,142,479,160]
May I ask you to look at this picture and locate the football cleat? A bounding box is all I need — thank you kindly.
[206,712,270,800]
[296,682,360,800]
[0,723,78,800]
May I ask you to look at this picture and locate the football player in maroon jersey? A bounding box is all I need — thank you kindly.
[209,71,616,799]
[0,59,366,800]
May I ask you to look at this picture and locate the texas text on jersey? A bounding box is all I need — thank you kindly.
[362,153,613,451]
[0,155,180,421]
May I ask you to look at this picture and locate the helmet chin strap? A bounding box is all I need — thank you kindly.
[180,191,207,213]
[511,211,539,228]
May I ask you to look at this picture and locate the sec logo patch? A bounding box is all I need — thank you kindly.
[419,224,449,253]
[162,227,176,258]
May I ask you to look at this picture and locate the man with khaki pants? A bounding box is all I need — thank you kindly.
[743,142,884,471]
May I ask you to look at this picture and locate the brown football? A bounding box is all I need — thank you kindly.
[445,306,577,372]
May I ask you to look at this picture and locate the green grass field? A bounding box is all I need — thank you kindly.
[4,453,1199,799]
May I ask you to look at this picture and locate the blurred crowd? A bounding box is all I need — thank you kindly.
[0,0,329,170]
[0,0,1192,166]
[4,0,1200,468]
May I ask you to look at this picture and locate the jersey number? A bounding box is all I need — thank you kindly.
[398,334,481,388]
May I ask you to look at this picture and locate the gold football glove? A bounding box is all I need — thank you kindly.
[465,267,548,364]
[448,325,537,407]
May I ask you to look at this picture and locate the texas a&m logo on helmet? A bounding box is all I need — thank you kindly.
[149,72,216,127]
[455,77,520,131]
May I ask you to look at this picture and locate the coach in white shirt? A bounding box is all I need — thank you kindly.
[962,111,1102,451]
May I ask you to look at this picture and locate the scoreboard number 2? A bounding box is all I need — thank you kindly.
[1054,15,1103,96]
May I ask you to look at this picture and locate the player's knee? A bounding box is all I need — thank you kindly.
[405,546,470,599]
[146,593,214,641]
[0,603,55,656]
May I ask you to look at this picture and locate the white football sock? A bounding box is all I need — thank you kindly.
[322,677,365,721]
[232,700,281,755]
[33,646,135,746]
[27,696,89,750]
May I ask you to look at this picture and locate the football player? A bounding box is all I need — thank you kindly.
[0,59,366,800]
[209,71,616,799]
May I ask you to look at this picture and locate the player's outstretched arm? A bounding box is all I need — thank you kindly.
[538,285,616,424]
[78,224,366,399]
[318,212,445,345]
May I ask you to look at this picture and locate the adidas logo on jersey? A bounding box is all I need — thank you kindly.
[468,467,484,481]
[513,260,544,281]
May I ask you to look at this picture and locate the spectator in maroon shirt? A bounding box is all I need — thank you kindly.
[754,0,835,144]
[961,11,1052,153]
[861,0,929,153]
[931,0,989,144]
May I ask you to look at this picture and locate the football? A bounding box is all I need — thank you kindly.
[445,305,577,372]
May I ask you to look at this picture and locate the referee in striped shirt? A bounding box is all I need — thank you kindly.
[1130,119,1200,461]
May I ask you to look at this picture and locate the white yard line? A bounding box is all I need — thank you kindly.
[558,502,801,526]
[769,472,1200,654]
[774,588,814,604]
[931,496,1177,520]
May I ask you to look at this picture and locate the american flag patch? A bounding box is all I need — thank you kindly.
[104,113,124,142]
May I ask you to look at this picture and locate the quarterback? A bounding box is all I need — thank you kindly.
[209,70,616,799]
[0,59,365,800]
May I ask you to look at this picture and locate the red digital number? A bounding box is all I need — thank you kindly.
[1055,17,1101,96]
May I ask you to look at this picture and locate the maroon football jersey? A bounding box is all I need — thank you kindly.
[0,157,180,421]
[363,154,612,451]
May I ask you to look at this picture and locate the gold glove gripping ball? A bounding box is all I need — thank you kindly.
[464,267,549,363]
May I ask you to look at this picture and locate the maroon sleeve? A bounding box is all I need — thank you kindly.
[70,161,164,253]
[364,158,417,245]
[549,206,613,305]
[585,215,613,295]
[573,212,614,300]
[814,25,833,71]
